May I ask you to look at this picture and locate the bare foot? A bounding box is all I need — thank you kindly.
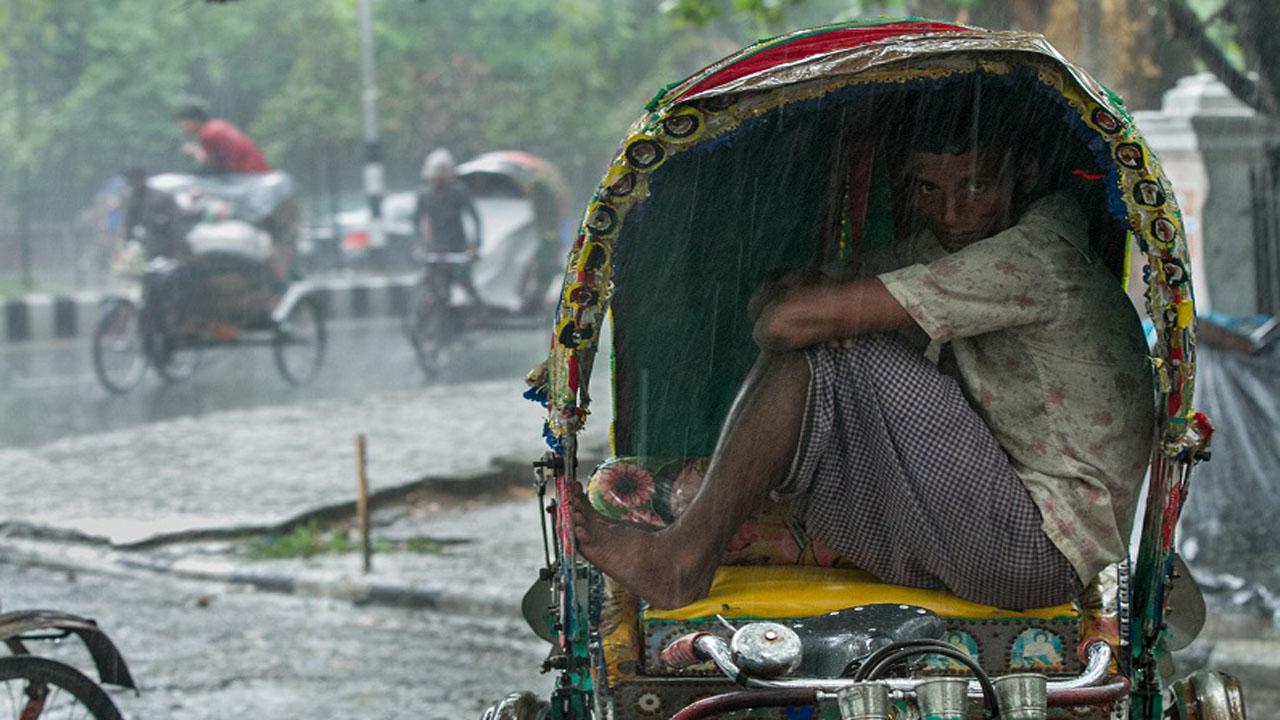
[566,483,716,610]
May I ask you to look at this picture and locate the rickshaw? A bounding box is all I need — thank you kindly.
[92,171,327,393]
[454,150,572,315]
[503,19,1240,720]
[402,151,572,376]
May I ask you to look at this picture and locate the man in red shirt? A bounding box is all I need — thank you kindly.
[176,105,271,174]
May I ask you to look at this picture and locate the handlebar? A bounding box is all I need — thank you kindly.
[413,250,474,264]
[663,631,1123,706]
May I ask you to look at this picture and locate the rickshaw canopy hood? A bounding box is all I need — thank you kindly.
[535,18,1209,464]
[457,150,571,216]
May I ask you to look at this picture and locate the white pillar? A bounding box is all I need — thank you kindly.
[1135,74,1280,316]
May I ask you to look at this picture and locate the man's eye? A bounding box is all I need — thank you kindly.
[917,182,938,195]
[967,181,989,193]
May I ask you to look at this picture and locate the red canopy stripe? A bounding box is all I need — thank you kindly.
[673,22,974,103]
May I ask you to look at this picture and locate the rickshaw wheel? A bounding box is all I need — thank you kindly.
[0,656,124,720]
[401,280,447,379]
[273,295,326,385]
[91,298,147,394]
[149,324,202,385]
[479,691,549,720]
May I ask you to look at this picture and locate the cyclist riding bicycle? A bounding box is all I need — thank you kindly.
[414,147,484,306]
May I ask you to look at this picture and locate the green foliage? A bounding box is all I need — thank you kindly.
[0,0,786,225]
[400,536,444,554]
[0,0,1268,234]
[245,520,444,560]
[246,521,357,560]
[1181,0,1245,67]
[662,0,900,32]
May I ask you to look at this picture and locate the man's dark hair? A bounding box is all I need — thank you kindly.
[176,104,209,123]
[894,75,1044,161]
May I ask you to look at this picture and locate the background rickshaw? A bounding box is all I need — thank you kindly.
[505,18,1238,720]
[454,150,572,315]
[92,171,327,393]
[401,150,572,375]
[329,149,570,312]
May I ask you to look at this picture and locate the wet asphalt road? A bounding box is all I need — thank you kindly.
[0,316,548,448]
[0,315,560,719]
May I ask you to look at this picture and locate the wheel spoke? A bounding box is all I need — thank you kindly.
[92,301,147,394]
[273,296,326,385]
[0,657,123,720]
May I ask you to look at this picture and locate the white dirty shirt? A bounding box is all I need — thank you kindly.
[866,191,1155,584]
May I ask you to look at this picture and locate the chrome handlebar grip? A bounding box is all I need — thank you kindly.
[676,628,1116,705]
[660,632,712,670]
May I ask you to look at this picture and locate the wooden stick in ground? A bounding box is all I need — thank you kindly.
[356,433,371,573]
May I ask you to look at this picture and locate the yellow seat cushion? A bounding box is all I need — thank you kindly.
[643,565,1079,622]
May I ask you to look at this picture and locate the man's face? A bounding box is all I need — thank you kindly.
[177,117,201,135]
[905,150,1019,252]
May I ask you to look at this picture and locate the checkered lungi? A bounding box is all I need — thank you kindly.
[774,334,1082,610]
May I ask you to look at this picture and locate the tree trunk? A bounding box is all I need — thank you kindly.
[1228,0,1280,117]
[1166,0,1270,116]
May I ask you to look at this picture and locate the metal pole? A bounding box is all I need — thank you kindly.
[357,0,385,254]
[12,10,33,292]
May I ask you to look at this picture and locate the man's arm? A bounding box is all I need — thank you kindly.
[182,142,209,168]
[414,194,432,249]
[752,276,915,354]
[201,139,229,173]
[196,125,229,173]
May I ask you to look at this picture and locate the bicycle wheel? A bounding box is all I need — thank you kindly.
[147,319,202,385]
[0,656,124,720]
[402,281,448,378]
[273,295,326,385]
[91,300,147,395]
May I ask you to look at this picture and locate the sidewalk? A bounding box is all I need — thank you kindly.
[0,376,607,544]
[0,376,610,613]
[1,486,555,619]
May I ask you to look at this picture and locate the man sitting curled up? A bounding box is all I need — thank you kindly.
[569,83,1155,611]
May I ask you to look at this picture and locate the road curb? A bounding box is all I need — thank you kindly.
[2,274,417,343]
[115,454,539,551]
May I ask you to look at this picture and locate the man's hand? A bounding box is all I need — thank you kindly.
[751,276,915,354]
[182,142,207,165]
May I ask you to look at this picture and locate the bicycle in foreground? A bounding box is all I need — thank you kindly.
[0,606,136,720]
